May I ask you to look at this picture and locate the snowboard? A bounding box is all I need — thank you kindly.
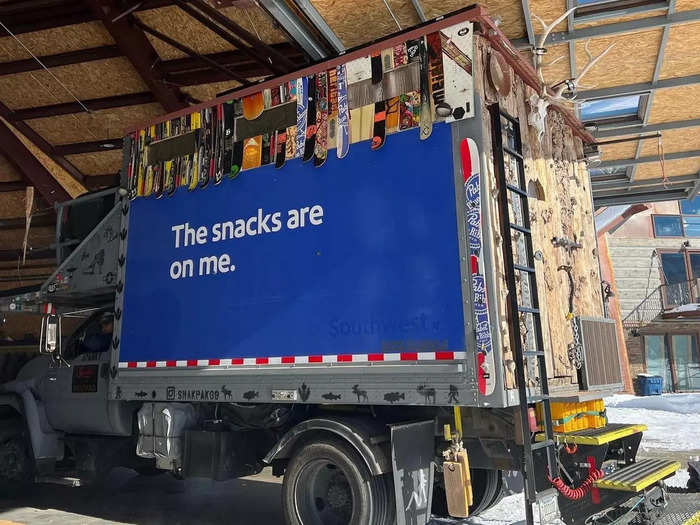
[440,22,474,122]
[461,137,494,397]
[314,71,329,167]
[143,125,155,197]
[418,37,433,140]
[295,77,308,158]
[188,112,201,190]
[402,39,422,130]
[230,100,244,178]
[275,83,287,169]
[426,32,448,119]
[199,107,211,188]
[327,67,338,151]
[303,74,317,162]
[213,105,224,185]
[336,64,350,158]
[242,91,264,120]
[222,101,235,178]
[371,101,386,150]
[127,131,138,200]
[370,50,382,84]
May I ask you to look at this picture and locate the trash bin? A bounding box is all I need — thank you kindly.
[635,374,663,396]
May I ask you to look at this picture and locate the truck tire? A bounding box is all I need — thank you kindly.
[282,437,395,525]
[431,468,503,518]
[0,434,34,494]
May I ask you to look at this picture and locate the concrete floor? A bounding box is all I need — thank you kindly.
[0,468,284,525]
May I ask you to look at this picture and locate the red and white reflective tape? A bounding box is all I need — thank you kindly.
[42,303,55,314]
[118,351,466,369]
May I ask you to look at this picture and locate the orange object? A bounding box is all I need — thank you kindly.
[242,92,264,120]
[242,136,262,170]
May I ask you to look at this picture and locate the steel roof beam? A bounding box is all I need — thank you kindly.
[258,0,334,60]
[577,74,700,100]
[592,173,700,190]
[85,0,188,113]
[0,45,121,77]
[592,118,700,138]
[13,92,155,121]
[597,149,700,168]
[84,173,120,189]
[513,8,700,47]
[0,119,71,205]
[54,138,123,156]
[0,181,27,192]
[593,180,695,197]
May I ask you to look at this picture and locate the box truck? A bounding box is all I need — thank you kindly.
[0,6,679,525]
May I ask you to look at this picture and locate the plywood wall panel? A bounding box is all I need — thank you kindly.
[634,157,700,179]
[182,81,245,103]
[0,22,113,62]
[600,141,638,161]
[0,155,22,182]
[65,150,122,176]
[675,0,700,10]
[475,36,603,391]
[573,29,661,89]
[658,23,700,80]
[574,10,666,30]
[424,0,527,38]
[135,5,286,61]
[639,128,700,157]
[27,103,164,145]
[528,0,569,35]
[648,85,700,123]
[0,58,148,110]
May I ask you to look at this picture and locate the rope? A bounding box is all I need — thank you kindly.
[553,409,608,427]
[658,134,667,188]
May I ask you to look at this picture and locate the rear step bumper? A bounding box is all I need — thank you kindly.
[595,458,681,493]
[535,423,648,446]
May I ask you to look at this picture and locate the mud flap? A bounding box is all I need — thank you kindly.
[390,420,435,525]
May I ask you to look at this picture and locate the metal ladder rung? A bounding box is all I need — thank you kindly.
[531,439,555,451]
[518,305,540,314]
[527,395,549,403]
[506,183,527,197]
[513,263,536,273]
[510,223,531,235]
[523,351,545,357]
[503,146,524,160]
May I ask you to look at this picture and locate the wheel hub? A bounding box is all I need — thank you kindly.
[326,475,351,511]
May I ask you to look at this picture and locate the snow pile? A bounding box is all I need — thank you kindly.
[605,393,700,452]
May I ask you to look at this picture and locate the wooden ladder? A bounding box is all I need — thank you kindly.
[489,104,559,525]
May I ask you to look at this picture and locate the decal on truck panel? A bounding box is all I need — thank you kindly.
[461,138,494,396]
[71,364,99,393]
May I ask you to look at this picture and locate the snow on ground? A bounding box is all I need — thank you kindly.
[432,393,699,524]
[606,393,700,452]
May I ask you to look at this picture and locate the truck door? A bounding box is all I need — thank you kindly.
[41,312,126,435]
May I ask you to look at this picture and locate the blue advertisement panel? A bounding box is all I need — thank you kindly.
[119,124,466,364]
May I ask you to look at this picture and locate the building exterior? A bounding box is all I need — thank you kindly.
[598,199,700,393]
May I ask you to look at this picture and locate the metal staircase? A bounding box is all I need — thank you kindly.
[489,104,559,524]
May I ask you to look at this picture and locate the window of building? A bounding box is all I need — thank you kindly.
[644,334,700,392]
[580,94,646,126]
[588,166,629,182]
[653,197,700,238]
[653,215,683,237]
[658,250,700,307]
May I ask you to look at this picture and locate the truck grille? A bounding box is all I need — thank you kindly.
[576,317,623,391]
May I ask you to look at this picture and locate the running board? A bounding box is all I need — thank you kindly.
[595,459,680,493]
[535,423,647,446]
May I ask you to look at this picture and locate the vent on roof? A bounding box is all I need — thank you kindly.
[576,316,624,391]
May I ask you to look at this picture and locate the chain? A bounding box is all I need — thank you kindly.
[568,318,583,369]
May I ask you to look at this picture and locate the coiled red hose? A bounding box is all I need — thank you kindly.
[546,468,603,500]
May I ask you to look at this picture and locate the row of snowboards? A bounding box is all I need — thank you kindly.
[126,21,473,199]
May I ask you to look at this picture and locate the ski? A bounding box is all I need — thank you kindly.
[213,105,224,185]
[440,23,474,122]
[126,131,138,199]
[314,71,329,167]
[387,43,407,133]
[261,132,271,166]
[222,101,235,178]
[275,83,287,168]
[230,100,244,178]
[187,114,200,191]
[153,122,164,198]
[418,37,433,140]
[336,64,350,159]
[460,137,494,396]
[370,50,382,84]
[199,107,211,188]
[303,74,317,162]
[286,80,297,160]
[182,114,194,189]
[371,101,386,150]
[295,77,307,159]
[164,120,177,196]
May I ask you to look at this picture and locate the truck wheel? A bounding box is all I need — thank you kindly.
[0,435,33,491]
[282,437,394,525]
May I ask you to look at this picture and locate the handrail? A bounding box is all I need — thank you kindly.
[623,278,700,329]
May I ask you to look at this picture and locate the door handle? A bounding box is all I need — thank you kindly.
[48,376,57,382]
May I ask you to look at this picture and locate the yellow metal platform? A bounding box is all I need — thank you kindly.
[535,423,647,446]
[595,458,681,492]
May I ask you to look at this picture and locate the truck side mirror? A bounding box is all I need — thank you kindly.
[40,314,61,355]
